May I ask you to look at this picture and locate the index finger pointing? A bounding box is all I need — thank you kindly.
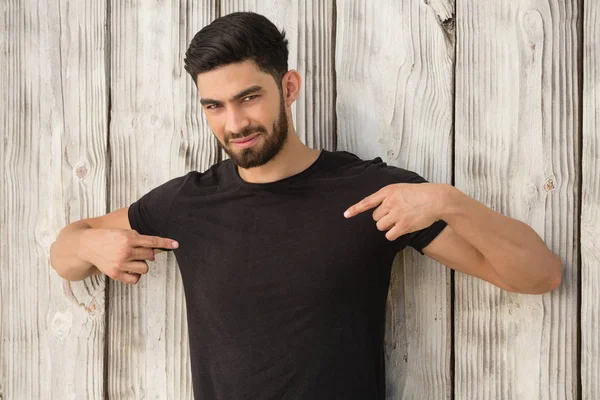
[344,191,386,218]
[134,234,179,250]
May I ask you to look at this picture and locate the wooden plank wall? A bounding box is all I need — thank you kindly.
[1,1,109,398]
[454,1,580,399]
[1,1,597,399]
[582,0,600,398]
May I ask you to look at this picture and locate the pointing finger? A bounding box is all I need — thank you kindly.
[134,234,179,250]
[344,191,386,218]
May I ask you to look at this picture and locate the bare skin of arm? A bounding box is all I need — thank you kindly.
[50,208,179,284]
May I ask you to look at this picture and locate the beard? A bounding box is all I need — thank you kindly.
[217,96,289,169]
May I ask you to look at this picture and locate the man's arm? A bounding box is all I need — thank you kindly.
[50,208,132,281]
[422,185,562,294]
[50,208,179,284]
[344,182,562,294]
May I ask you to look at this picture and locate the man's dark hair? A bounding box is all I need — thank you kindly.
[184,12,289,88]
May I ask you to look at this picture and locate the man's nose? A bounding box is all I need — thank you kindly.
[225,107,250,135]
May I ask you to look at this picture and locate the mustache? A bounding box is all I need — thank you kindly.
[227,125,267,142]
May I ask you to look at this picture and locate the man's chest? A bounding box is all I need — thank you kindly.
[168,188,395,313]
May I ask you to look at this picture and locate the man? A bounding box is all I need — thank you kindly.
[50,11,562,400]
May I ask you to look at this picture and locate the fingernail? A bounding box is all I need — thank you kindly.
[344,210,350,218]
[172,241,179,248]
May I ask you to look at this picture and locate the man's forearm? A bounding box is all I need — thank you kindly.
[50,221,100,281]
[437,184,562,293]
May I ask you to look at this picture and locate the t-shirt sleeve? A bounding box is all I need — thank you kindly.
[128,175,187,239]
[404,219,448,255]
[374,161,448,254]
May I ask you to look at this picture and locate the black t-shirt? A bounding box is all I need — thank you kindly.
[128,150,447,400]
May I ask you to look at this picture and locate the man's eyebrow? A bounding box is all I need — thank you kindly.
[232,85,263,101]
[200,85,263,106]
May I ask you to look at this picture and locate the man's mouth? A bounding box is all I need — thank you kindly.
[230,133,259,143]
[230,133,260,148]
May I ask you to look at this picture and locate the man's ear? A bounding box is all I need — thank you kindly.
[282,70,301,106]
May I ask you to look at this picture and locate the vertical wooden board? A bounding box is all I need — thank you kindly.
[1,0,108,399]
[335,0,454,398]
[1,1,6,397]
[220,0,336,151]
[454,1,579,399]
[582,0,600,397]
[108,1,218,399]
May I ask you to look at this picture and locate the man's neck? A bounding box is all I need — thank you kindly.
[236,134,321,184]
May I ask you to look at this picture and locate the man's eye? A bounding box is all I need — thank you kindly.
[243,95,258,102]
[206,104,220,110]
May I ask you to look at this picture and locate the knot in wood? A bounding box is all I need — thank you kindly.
[75,163,89,179]
[544,177,556,192]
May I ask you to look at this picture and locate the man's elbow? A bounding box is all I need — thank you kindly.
[546,254,563,291]
[519,255,563,295]
[499,254,562,295]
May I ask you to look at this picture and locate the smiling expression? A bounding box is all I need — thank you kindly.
[196,60,290,169]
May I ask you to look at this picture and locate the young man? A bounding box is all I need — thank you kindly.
[50,11,562,400]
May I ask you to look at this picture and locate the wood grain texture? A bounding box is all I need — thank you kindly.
[454,1,580,399]
[0,2,4,396]
[1,0,108,398]
[108,1,218,398]
[335,0,455,398]
[582,0,600,397]
[221,0,336,151]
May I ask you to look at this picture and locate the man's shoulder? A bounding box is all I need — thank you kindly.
[323,150,421,183]
[324,150,373,164]
[320,150,381,173]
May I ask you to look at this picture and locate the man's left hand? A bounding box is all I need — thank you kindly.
[344,183,445,241]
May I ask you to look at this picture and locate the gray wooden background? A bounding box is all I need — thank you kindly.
[1,0,598,399]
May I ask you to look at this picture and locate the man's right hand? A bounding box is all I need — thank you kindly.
[77,228,179,285]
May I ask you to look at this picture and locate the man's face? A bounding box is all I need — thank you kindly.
[196,60,289,169]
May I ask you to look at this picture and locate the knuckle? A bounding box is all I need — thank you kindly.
[396,221,409,232]
[118,247,132,260]
[112,262,125,273]
[121,233,134,246]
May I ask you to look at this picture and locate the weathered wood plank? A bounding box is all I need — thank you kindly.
[1,0,6,395]
[454,1,580,398]
[108,1,218,398]
[1,0,108,398]
[220,0,336,151]
[582,0,600,397]
[335,0,454,398]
